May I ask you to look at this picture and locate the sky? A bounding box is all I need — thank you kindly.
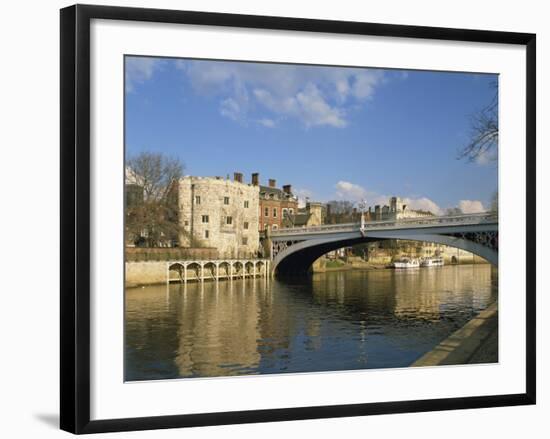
[125,56,498,214]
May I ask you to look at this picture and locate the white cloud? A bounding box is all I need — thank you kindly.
[293,188,313,208]
[125,57,163,92]
[176,60,385,128]
[296,84,347,128]
[220,98,243,122]
[458,199,485,213]
[335,181,368,201]
[330,183,473,217]
[475,148,498,165]
[402,197,443,215]
[257,118,276,128]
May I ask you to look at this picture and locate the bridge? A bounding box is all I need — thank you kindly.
[270,212,498,276]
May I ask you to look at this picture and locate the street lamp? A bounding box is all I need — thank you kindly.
[358,199,367,236]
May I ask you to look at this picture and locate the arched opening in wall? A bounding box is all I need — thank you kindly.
[451,256,458,264]
[186,262,201,281]
[204,262,216,280]
[245,261,255,276]
[168,262,185,283]
[219,262,230,279]
[233,261,243,277]
[256,261,265,276]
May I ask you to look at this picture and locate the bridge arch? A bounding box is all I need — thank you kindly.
[272,231,497,276]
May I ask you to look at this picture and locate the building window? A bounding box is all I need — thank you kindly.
[282,208,288,216]
[195,195,201,204]
[269,193,274,199]
[201,215,209,223]
[242,237,248,245]
[184,220,189,226]
[273,208,277,218]
[264,207,269,217]
[244,200,249,208]
[204,230,209,238]
[289,208,294,215]
[224,196,230,205]
[244,221,249,230]
[226,216,233,225]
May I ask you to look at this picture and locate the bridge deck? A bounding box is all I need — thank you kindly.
[271,212,498,237]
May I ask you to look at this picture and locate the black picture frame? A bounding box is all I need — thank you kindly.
[60,4,536,434]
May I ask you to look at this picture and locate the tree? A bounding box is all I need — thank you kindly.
[125,152,184,247]
[459,82,498,163]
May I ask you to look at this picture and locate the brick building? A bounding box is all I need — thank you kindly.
[251,173,298,231]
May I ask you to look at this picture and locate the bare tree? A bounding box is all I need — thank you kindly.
[125,152,184,247]
[458,81,498,163]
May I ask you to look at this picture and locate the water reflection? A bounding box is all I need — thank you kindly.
[125,265,497,381]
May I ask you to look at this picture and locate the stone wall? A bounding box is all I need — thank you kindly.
[179,176,260,258]
[126,247,218,262]
[126,261,168,287]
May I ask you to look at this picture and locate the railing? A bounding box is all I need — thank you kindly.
[271,212,498,236]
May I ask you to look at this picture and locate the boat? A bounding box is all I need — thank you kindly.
[420,257,444,267]
[391,257,420,268]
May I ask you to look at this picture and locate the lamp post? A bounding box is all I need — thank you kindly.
[358,199,367,237]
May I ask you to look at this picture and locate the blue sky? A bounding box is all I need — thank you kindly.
[125,56,498,214]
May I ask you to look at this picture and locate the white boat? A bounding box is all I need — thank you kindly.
[420,257,444,267]
[392,257,420,268]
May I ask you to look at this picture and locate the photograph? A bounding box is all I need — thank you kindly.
[124,56,499,381]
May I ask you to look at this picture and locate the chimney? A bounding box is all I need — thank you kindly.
[251,173,259,186]
[283,184,292,194]
[233,172,243,183]
[268,179,276,188]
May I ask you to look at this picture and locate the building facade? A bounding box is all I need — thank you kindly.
[282,201,324,228]
[252,173,299,231]
[369,196,434,221]
[178,174,260,258]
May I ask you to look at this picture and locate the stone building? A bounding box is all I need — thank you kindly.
[369,196,434,221]
[252,173,298,231]
[178,173,260,258]
[282,202,324,228]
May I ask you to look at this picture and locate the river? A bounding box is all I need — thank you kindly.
[125,264,497,381]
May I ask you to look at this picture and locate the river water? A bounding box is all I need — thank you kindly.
[125,264,497,381]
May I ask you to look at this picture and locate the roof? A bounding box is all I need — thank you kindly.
[259,185,296,200]
[260,185,285,196]
[283,213,310,227]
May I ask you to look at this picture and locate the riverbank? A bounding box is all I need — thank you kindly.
[315,259,490,273]
[411,301,498,367]
[318,261,387,272]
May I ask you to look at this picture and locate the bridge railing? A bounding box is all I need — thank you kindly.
[272,212,498,236]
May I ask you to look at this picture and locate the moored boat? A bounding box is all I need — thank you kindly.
[391,257,420,268]
[420,257,444,267]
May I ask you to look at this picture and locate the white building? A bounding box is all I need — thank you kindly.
[178,173,260,258]
[370,196,435,221]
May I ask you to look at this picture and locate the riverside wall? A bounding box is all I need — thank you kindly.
[126,261,168,287]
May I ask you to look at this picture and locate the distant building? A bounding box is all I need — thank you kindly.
[251,173,298,232]
[369,196,434,221]
[178,173,260,258]
[282,202,324,228]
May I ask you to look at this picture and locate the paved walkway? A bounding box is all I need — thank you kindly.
[412,302,498,367]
